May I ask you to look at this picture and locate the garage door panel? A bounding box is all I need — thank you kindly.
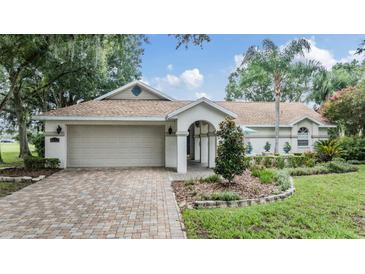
[67,125,165,167]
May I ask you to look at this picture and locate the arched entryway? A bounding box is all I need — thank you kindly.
[186,120,217,171]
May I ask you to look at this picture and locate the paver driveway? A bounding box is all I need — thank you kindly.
[0,168,185,239]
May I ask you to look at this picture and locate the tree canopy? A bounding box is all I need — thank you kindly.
[309,60,365,105]
[226,39,321,102]
[321,83,365,136]
[0,34,146,157]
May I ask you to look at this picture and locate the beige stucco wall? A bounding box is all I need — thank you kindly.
[244,119,330,155]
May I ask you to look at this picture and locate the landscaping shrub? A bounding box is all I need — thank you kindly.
[285,161,358,176]
[314,139,342,162]
[32,132,45,157]
[24,156,60,169]
[305,158,316,168]
[210,192,241,201]
[324,161,359,173]
[347,160,365,165]
[287,155,306,168]
[339,137,365,161]
[286,166,329,176]
[203,174,222,183]
[258,169,275,184]
[262,156,273,168]
[252,168,275,184]
[214,117,246,183]
[247,155,308,169]
[276,156,286,169]
[274,170,291,191]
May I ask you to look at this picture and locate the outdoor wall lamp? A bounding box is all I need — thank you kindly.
[56,125,62,135]
[168,126,173,135]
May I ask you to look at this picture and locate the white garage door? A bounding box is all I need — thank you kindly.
[67,125,165,167]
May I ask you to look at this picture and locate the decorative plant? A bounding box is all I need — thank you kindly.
[246,141,253,154]
[314,139,343,162]
[283,142,291,154]
[264,141,271,152]
[214,117,246,184]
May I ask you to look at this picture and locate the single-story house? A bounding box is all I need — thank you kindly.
[34,80,335,173]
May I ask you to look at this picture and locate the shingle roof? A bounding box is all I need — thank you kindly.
[217,101,330,125]
[37,100,331,125]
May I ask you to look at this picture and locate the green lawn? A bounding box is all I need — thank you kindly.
[183,165,365,239]
[0,142,36,167]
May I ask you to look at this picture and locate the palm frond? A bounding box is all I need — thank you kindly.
[283,38,311,59]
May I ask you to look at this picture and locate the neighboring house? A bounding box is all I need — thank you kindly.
[33,80,334,173]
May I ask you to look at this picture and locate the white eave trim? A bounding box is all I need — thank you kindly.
[241,124,293,128]
[288,116,321,126]
[166,97,238,119]
[288,116,336,128]
[93,80,175,101]
[242,123,336,128]
[32,115,166,122]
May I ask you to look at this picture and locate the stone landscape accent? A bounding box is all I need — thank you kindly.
[193,177,295,209]
[0,175,46,183]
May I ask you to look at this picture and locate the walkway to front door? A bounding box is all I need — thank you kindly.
[0,168,185,239]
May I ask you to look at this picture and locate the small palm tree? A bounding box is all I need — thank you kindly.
[314,139,343,162]
[241,39,320,153]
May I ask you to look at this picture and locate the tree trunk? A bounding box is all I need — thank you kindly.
[274,74,281,154]
[0,142,4,164]
[13,88,31,158]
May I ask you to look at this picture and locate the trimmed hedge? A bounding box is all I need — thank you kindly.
[348,160,365,165]
[285,160,358,176]
[24,157,60,170]
[247,154,312,169]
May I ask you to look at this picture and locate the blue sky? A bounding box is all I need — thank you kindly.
[141,34,365,101]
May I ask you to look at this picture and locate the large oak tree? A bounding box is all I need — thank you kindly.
[0,35,146,158]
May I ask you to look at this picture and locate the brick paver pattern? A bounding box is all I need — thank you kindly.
[0,168,185,239]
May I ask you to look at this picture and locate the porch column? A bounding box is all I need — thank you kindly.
[194,123,200,161]
[200,134,208,167]
[176,131,188,173]
[208,132,216,168]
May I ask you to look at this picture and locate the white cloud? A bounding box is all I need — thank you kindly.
[165,74,181,87]
[295,39,337,70]
[195,92,211,99]
[339,49,365,63]
[234,38,364,71]
[180,68,204,89]
[152,68,204,90]
[167,64,173,71]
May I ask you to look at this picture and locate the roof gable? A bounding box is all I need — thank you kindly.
[166,97,237,119]
[94,80,175,101]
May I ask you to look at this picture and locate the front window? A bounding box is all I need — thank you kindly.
[297,127,309,147]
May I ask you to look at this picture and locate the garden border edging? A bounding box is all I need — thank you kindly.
[193,177,295,209]
[0,175,46,183]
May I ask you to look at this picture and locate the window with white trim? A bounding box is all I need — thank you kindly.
[297,127,309,147]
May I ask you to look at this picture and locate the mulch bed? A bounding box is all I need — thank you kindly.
[172,170,279,208]
[0,168,60,177]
